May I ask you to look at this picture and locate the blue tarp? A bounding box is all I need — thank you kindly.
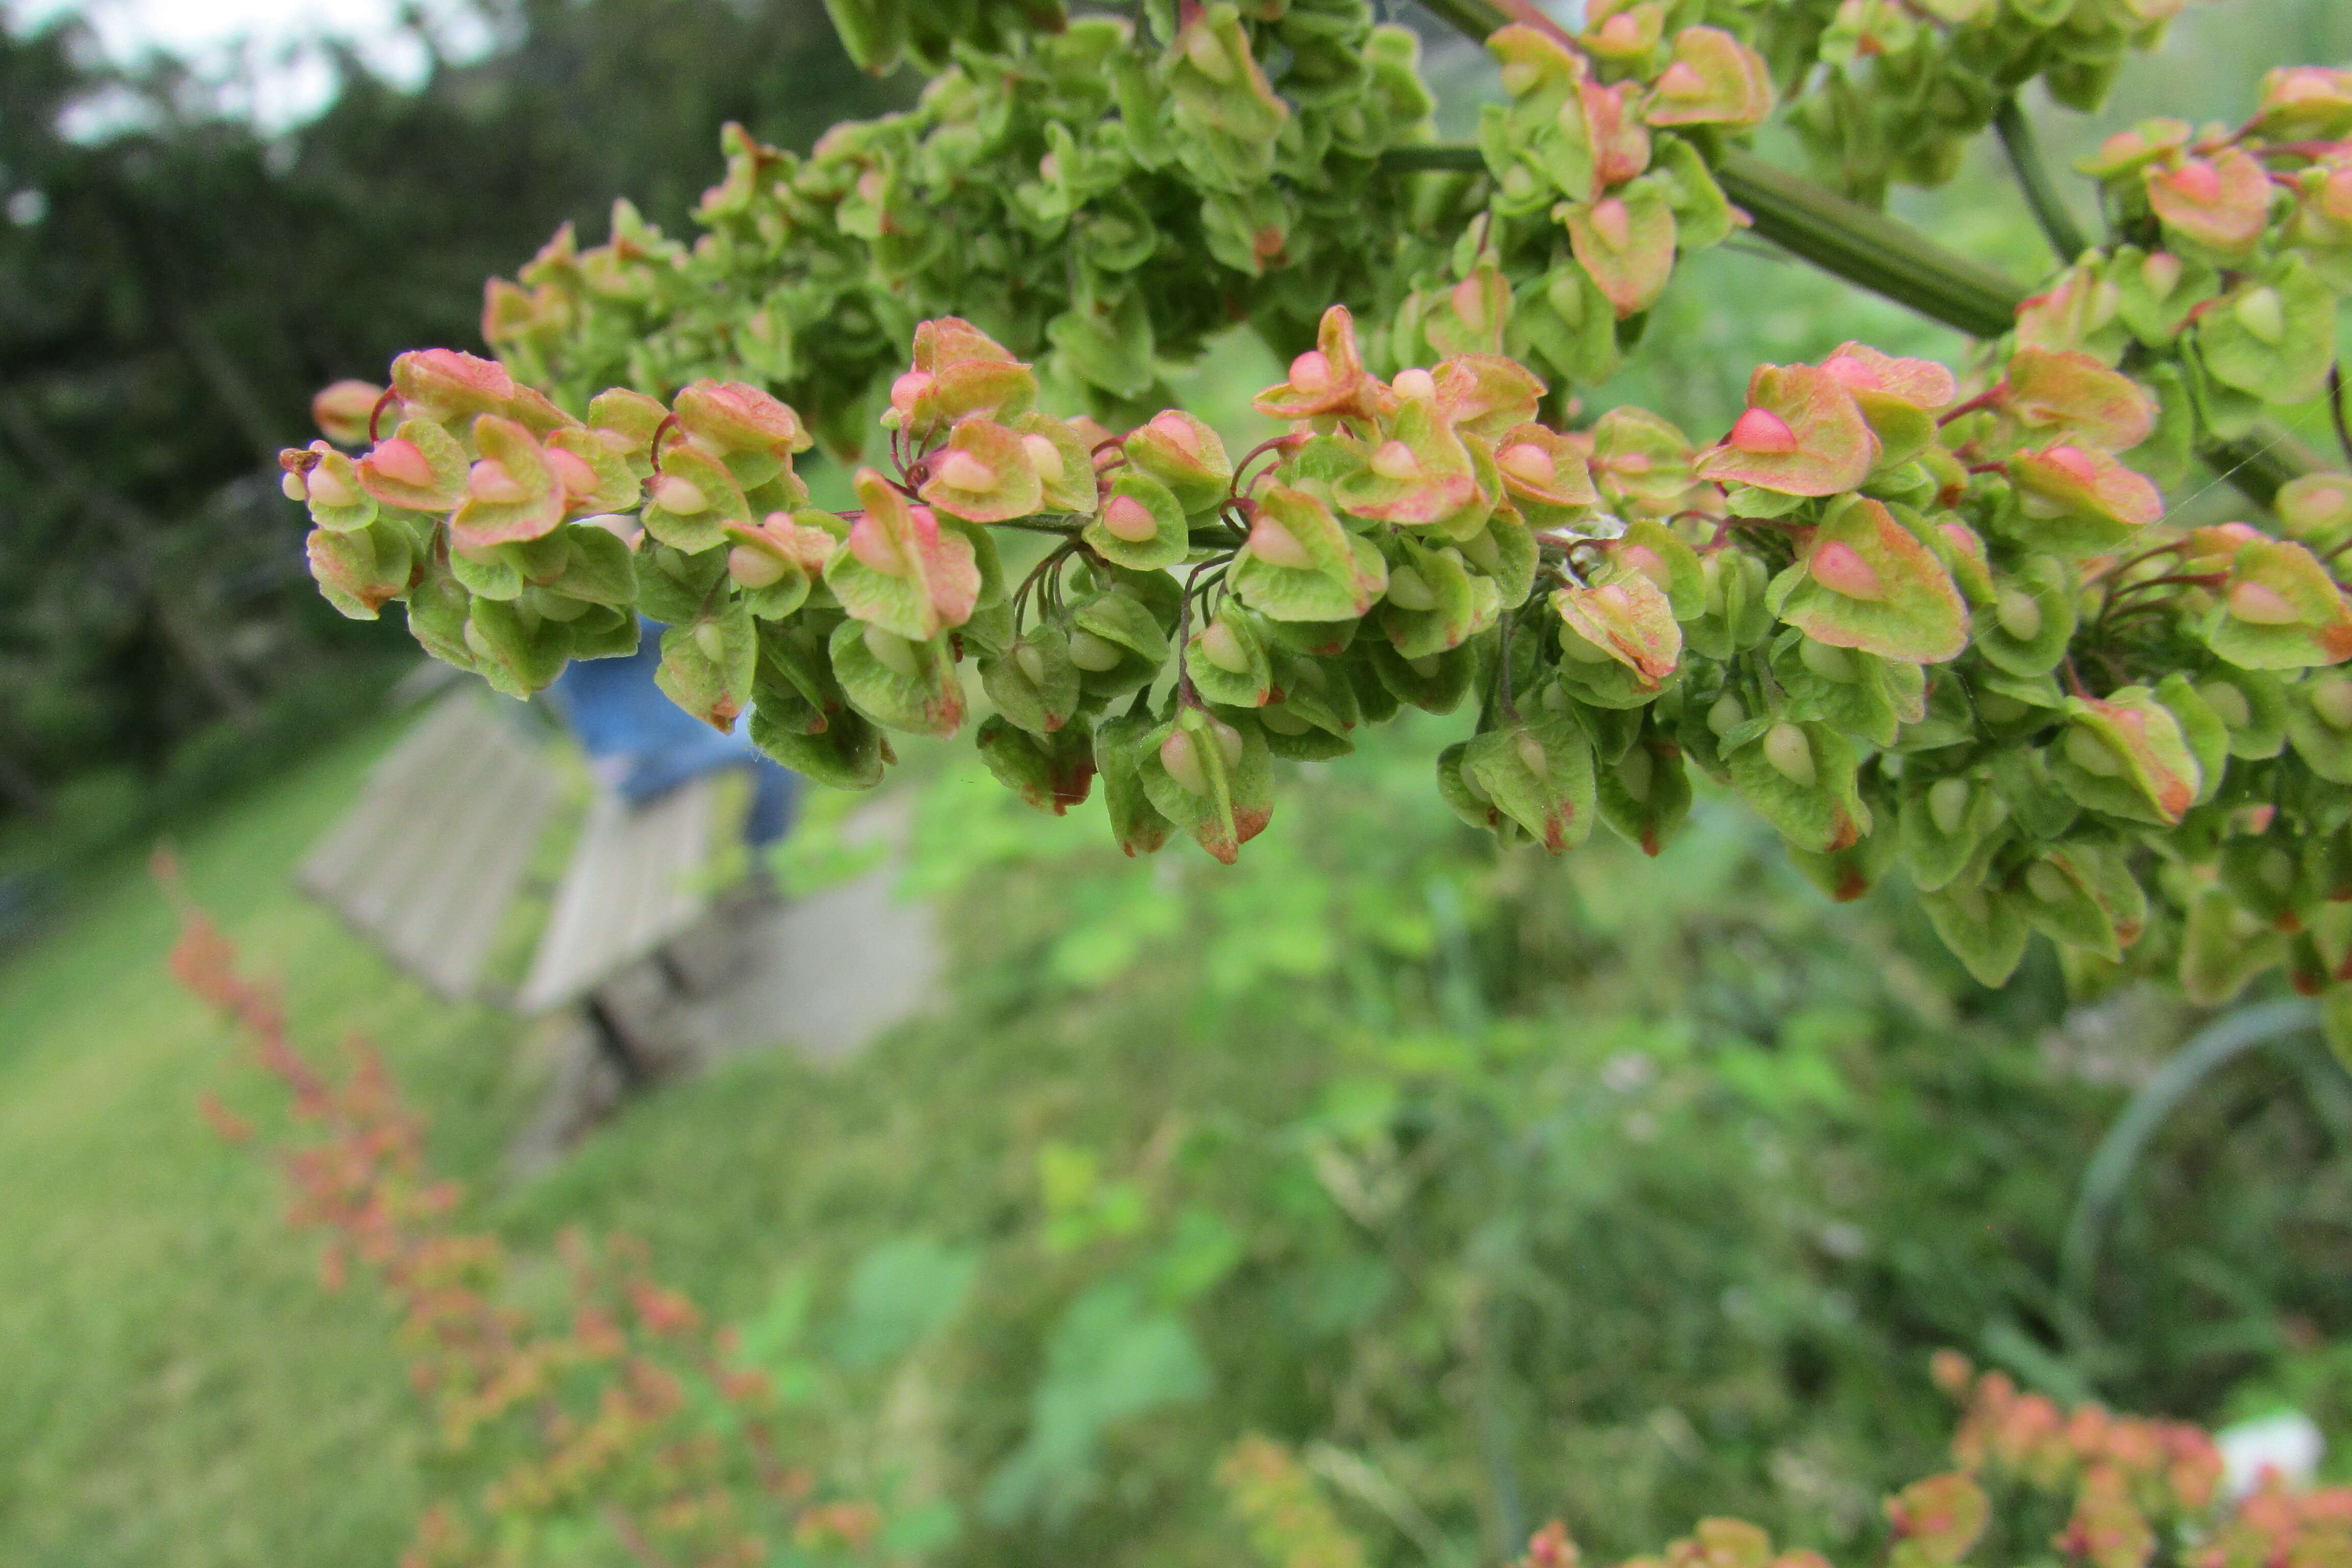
[548,623,797,845]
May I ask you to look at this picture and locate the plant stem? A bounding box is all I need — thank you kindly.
[1993,95,2091,266]
[1712,150,2027,337]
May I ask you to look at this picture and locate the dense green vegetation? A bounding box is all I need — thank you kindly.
[7,2,2352,1564]
[7,706,2352,1566]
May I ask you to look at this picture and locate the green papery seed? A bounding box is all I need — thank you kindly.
[729,545,788,589]
[2235,285,2286,344]
[1015,643,1049,686]
[1514,731,1550,781]
[2066,725,2123,776]
[2199,680,2251,729]
[1995,588,2044,643]
[2313,675,2352,730]
[1929,777,1971,837]
[1387,566,1438,611]
[2262,847,2297,893]
[1800,639,1857,683]
[1201,620,1252,674]
[1979,693,2028,724]
[1407,652,1444,678]
[1706,693,1745,736]
[1261,704,1313,734]
[1162,729,1210,794]
[1563,629,1614,664]
[1068,630,1126,671]
[1615,746,1653,801]
[863,623,921,677]
[2026,863,2071,903]
[1763,722,1816,788]
[695,620,727,663]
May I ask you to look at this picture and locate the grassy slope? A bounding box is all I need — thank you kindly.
[0,722,547,1567]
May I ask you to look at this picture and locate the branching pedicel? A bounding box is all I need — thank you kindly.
[283,5,2352,1031]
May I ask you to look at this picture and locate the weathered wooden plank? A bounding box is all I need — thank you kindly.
[515,778,716,1014]
[299,691,560,999]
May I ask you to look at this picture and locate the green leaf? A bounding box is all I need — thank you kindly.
[305,520,412,621]
[1095,710,1177,856]
[827,618,966,736]
[1920,882,2032,988]
[1971,555,2076,676]
[1899,770,2010,892]
[1725,719,1871,853]
[1184,607,1273,708]
[462,596,570,698]
[1462,716,1597,853]
[1139,705,1273,865]
[1232,484,1388,622]
[2050,688,2203,826]
[2199,258,2339,405]
[1776,496,1967,664]
[983,628,1086,737]
[977,716,1096,815]
[2202,537,2352,670]
[2285,671,2352,782]
[656,602,758,730]
[1596,732,1693,855]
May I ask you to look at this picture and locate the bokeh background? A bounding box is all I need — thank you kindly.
[5,2,2352,1565]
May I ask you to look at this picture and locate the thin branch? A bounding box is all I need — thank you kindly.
[1993,95,2092,266]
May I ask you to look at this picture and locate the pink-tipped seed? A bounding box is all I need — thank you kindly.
[308,463,361,509]
[367,437,437,489]
[1728,406,1798,454]
[547,447,600,497]
[466,459,527,507]
[1498,442,1557,487]
[1102,494,1159,543]
[1809,540,1883,601]
[846,513,902,576]
[1289,350,1334,394]
[2168,159,2222,204]
[1655,60,1704,100]
[1149,411,1203,459]
[1369,440,1421,482]
[1021,432,1065,484]
[889,370,933,415]
[1451,277,1489,335]
[1199,620,1252,675]
[1820,353,1881,394]
[1392,367,1437,403]
[935,449,998,493]
[728,545,789,590]
[1246,512,1317,569]
[1590,197,1631,251]
[650,474,708,515]
[1619,543,1671,591]
[2041,445,2099,486]
[2229,580,2302,625]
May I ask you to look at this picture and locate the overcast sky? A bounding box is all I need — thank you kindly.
[11,0,493,127]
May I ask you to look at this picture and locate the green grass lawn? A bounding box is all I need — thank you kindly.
[0,722,555,1566]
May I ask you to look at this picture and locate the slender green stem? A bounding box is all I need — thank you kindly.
[1713,150,2027,337]
[1993,96,2092,266]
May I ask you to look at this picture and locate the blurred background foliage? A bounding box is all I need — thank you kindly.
[5,2,2352,1566]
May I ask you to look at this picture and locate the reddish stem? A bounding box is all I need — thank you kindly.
[366,387,400,445]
